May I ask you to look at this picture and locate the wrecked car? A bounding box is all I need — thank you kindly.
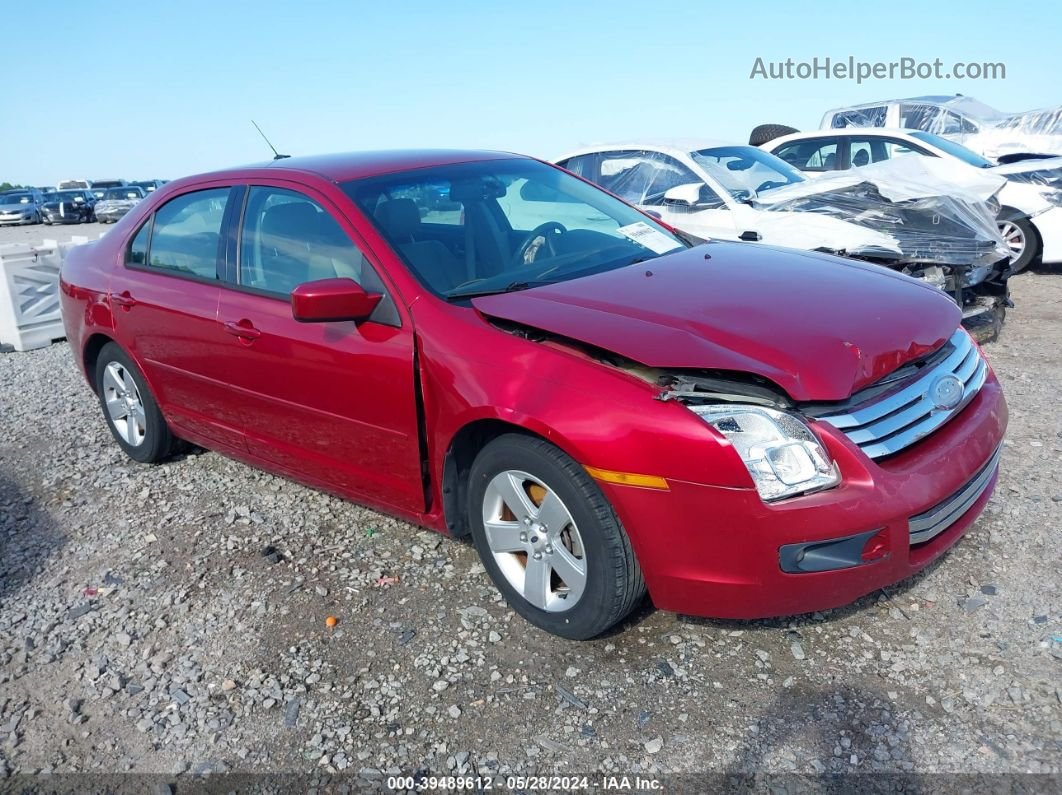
[556,142,1012,341]
[40,189,97,224]
[94,185,146,223]
[60,150,1007,639]
[819,95,1062,163]
[763,128,1062,272]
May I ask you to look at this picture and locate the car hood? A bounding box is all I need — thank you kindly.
[748,157,1010,272]
[472,243,960,401]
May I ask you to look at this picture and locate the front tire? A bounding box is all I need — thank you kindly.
[998,213,1040,273]
[467,434,645,639]
[94,342,175,463]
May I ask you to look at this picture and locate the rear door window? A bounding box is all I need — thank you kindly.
[773,138,840,171]
[146,189,229,279]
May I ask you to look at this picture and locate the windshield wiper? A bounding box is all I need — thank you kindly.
[446,281,535,301]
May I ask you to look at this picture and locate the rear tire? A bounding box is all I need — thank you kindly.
[467,434,646,640]
[749,123,800,147]
[94,342,175,464]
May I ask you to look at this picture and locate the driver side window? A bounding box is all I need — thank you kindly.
[239,187,371,296]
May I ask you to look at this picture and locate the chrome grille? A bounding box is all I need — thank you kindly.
[908,446,1001,545]
[817,329,987,460]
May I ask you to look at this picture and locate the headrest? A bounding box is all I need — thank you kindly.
[375,198,421,239]
[261,202,323,240]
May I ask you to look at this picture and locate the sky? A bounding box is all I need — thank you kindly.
[3,0,1060,186]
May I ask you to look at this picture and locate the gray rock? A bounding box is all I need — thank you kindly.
[284,698,302,727]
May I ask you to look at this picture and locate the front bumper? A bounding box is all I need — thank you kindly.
[95,209,130,222]
[1034,206,1062,264]
[600,375,1008,619]
[41,211,87,224]
[0,212,37,225]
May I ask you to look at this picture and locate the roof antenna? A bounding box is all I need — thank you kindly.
[251,120,290,160]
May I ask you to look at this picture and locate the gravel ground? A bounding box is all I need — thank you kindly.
[0,226,1059,784]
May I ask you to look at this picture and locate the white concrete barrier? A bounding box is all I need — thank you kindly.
[0,238,89,352]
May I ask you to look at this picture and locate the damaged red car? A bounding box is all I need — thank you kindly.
[60,150,1008,639]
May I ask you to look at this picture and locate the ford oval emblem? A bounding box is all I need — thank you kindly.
[930,373,964,411]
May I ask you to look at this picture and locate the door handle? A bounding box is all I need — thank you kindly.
[110,291,136,309]
[223,320,262,341]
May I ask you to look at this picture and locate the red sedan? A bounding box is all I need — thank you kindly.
[60,150,1008,639]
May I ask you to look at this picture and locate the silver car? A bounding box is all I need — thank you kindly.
[0,192,42,225]
[94,186,146,223]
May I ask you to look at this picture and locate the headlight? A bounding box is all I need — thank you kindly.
[690,404,840,501]
[1038,187,1062,208]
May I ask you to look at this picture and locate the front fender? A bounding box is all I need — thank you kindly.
[413,301,755,497]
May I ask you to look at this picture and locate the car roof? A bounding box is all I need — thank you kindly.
[769,128,925,144]
[178,149,528,186]
[824,95,1002,119]
[556,139,739,161]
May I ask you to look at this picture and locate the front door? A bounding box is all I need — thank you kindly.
[214,183,424,512]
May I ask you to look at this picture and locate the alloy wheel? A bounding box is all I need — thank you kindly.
[481,469,587,612]
[999,220,1026,259]
[102,361,147,447]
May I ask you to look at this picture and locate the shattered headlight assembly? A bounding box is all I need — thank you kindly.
[690,405,840,501]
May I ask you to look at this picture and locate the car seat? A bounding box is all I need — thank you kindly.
[852,150,871,167]
[375,198,465,293]
[259,202,337,292]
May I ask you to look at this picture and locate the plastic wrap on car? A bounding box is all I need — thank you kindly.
[749,157,1010,272]
[998,159,1062,207]
[826,95,1062,159]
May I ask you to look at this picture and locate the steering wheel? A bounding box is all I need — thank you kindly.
[755,180,787,193]
[513,222,567,266]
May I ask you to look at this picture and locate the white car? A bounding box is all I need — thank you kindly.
[763,127,1062,272]
[819,95,1062,163]
[555,141,1013,339]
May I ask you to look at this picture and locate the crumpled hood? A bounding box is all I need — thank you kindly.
[473,243,960,401]
[749,157,1010,271]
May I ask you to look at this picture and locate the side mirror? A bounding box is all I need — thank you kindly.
[663,182,725,211]
[662,183,703,207]
[291,278,382,323]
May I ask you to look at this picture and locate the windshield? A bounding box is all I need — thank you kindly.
[0,194,32,206]
[54,191,87,201]
[343,158,686,299]
[908,131,993,168]
[690,146,805,201]
[103,187,144,200]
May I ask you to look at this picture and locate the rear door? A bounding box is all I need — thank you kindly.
[111,184,247,451]
[215,181,424,511]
